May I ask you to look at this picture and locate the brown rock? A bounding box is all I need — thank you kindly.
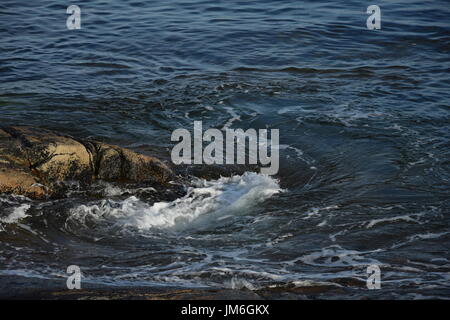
[0,126,174,198]
[0,168,47,199]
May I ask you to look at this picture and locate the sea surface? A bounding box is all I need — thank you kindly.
[0,0,449,299]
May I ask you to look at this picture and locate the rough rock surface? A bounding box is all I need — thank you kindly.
[0,126,174,199]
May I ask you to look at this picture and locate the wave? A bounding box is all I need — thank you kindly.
[67,172,282,232]
[0,204,31,224]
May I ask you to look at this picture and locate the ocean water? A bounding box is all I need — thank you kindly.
[0,0,449,298]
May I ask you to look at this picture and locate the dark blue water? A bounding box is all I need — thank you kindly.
[0,1,449,298]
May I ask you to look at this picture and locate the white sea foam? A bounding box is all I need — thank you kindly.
[99,182,156,197]
[299,245,382,267]
[226,276,257,290]
[0,204,31,224]
[365,214,421,229]
[222,106,241,129]
[69,172,282,231]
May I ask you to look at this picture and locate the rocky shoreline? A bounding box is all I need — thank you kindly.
[0,126,175,199]
[1,283,364,300]
[0,274,369,300]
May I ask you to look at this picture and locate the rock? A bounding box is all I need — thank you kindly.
[0,168,47,199]
[0,285,263,300]
[0,126,174,199]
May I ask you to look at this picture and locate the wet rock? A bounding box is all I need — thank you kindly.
[2,286,263,300]
[0,126,174,199]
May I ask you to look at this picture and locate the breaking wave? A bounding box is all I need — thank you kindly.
[0,204,31,224]
[67,172,282,232]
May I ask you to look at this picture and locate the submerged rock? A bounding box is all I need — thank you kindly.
[0,127,174,199]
